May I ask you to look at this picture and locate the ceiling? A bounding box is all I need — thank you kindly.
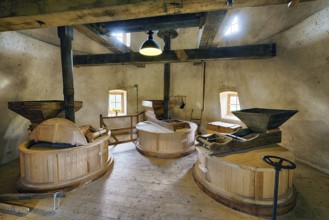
[2,0,328,55]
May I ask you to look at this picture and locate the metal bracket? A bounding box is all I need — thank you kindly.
[53,192,61,211]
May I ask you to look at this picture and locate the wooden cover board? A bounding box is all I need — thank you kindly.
[29,118,87,146]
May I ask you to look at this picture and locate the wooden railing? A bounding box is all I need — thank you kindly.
[100,112,145,145]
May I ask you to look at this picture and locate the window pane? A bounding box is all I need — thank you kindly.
[230,96,237,104]
[109,95,115,102]
[115,94,121,100]
[109,103,116,109]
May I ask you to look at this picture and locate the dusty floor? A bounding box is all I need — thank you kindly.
[0,143,328,220]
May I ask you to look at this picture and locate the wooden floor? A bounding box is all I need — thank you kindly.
[0,143,329,220]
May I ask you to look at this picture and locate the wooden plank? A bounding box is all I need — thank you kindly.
[197,11,227,49]
[74,43,276,66]
[0,0,315,31]
[0,202,29,215]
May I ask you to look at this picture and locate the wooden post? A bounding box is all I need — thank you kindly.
[58,26,75,123]
[158,30,178,120]
[130,116,133,141]
[163,34,171,119]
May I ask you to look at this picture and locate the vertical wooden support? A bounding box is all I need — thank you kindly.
[58,26,75,123]
[163,34,171,120]
[158,29,178,120]
[130,116,133,140]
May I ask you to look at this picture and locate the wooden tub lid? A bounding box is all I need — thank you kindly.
[198,144,294,170]
[29,118,87,146]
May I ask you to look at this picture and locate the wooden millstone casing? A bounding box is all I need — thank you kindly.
[17,118,113,192]
[193,145,296,216]
[136,121,197,158]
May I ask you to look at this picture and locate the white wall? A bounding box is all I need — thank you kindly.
[0,31,63,164]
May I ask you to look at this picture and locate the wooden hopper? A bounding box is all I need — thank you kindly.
[232,108,298,132]
[8,100,83,130]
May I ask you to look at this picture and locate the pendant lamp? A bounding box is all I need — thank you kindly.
[139,30,162,56]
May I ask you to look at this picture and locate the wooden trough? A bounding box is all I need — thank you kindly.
[17,118,113,192]
[193,145,296,216]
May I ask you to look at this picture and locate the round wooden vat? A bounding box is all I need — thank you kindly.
[18,134,113,192]
[136,121,197,158]
[193,145,296,216]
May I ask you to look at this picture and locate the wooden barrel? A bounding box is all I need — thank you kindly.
[193,145,296,216]
[136,121,197,158]
[18,134,112,192]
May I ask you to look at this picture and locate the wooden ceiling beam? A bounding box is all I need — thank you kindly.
[73,24,131,54]
[73,43,276,67]
[197,11,227,49]
[0,0,314,32]
[99,13,204,33]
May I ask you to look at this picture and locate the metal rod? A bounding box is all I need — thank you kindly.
[272,166,281,220]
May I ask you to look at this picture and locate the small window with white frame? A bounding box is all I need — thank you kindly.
[108,89,127,116]
[219,91,241,120]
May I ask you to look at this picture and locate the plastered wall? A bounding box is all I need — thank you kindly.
[0,6,328,175]
[0,31,63,164]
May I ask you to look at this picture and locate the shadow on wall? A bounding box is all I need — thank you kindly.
[282,119,329,174]
[1,116,29,164]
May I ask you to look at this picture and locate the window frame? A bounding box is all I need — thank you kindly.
[108,89,127,116]
[227,93,240,116]
[219,91,241,121]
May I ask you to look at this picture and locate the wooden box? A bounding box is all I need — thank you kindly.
[206,121,241,134]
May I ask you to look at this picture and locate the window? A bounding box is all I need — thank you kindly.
[224,16,239,36]
[108,90,127,116]
[227,93,240,115]
[219,91,241,120]
[111,32,131,47]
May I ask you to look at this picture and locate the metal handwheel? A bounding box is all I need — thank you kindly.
[262,155,296,220]
[262,155,296,170]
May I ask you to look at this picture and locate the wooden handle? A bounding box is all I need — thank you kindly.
[86,128,108,142]
[0,202,30,215]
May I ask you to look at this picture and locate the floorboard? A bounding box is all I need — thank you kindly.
[0,143,328,219]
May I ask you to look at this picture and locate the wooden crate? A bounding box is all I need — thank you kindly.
[206,121,241,134]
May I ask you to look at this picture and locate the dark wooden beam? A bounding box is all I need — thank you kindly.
[99,13,204,33]
[197,11,227,49]
[73,44,276,66]
[73,25,145,67]
[58,26,75,123]
[73,24,131,54]
[0,0,314,31]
